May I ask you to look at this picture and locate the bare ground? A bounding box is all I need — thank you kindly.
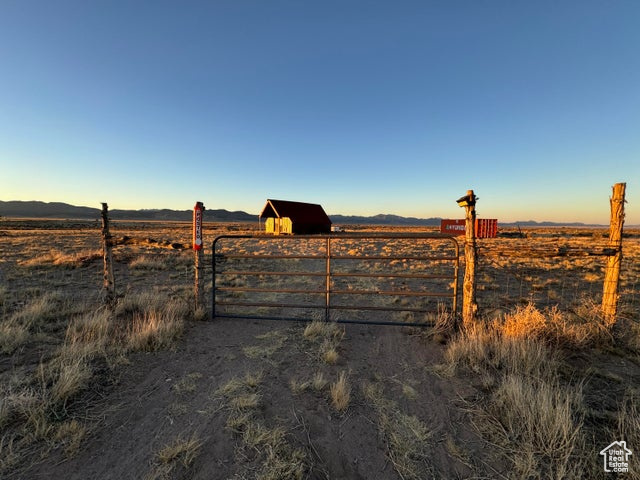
[16,317,498,480]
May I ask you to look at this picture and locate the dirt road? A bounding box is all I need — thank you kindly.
[22,318,495,480]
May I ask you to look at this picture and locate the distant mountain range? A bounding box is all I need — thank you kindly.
[0,200,607,227]
[0,201,255,222]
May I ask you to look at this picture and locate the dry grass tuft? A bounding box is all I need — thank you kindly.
[330,371,350,412]
[0,321,30,354]
[502,303,611,348]
[311,371,328,392]
[1,292,67,353]
[9,291,64,329]
[303,320,344,341]
[445,321,559,380]
[289,378,310,395]
[172,373,202,395]
[156,433,202,467]
[129,255,167,271]
[485,374,585,479]
[54,419,86,457]
[64,309,112,358]
[363,381,432,479]
[217,372,308,479]
[19,249,101,268]
[243,330,287,360]
[322,345,339,365]
[49,356,93,405]
[125,301,187,352]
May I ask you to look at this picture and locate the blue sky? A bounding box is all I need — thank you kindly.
[1,1,638,224]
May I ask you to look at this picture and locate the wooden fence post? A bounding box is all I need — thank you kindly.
[101,203,115,305]
[457,190,478,326]
[602,183,626,326]
[193,202,205,312]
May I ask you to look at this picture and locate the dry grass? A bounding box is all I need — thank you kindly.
[303,321,345,366]
[156,433,202,467]
[126,303,186,352]
[147,432,203,480]
[501,302,611,348]
[172,372,202,395]
[444,305,596,479]
[363,380,433,480]
[0,321,30,355]
[243,330,288,360]
[54,419,86,457]
[322,345,339,365]
[129,255,167,271]
[115,293,189,352]
[617,391,640,480]
[289,378,310,395]
[303,320,344,341]
[311,371,328,392]
[485,375,585,479]
[9,291,64,329]
[18,249,101,268]
[217,372,309,479]
[0,292,67,353]
[329,371,350,412]
[445,321,559,380]
[48,356,93,406]
[0,290,189,477]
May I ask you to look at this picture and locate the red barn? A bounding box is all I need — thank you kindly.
[259,199,332,235]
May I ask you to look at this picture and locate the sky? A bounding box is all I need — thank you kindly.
[0,1,638,224]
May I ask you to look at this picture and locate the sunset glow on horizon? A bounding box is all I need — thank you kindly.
[0,1,638,224]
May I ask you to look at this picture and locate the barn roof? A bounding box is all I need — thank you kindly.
[259,199,332,225]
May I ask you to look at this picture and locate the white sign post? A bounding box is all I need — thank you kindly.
[193,202,204,311]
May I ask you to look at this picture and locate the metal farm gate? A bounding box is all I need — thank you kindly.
[212,233,460,326]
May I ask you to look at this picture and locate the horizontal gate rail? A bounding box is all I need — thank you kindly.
[212,233,460,327]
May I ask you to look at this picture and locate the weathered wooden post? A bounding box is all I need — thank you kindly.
[193,201,205,312]
[602,183,626,326]
[101,203,115,305]
[457,190,478,327]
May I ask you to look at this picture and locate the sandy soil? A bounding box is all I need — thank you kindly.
[18,318,496,480]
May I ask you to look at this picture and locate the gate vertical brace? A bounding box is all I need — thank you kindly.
[325,237,331,322]
[602,182,626,326]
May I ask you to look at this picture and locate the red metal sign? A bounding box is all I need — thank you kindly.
[440,219,466,236]
[440,219,498,238]
[193,202,204,250]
